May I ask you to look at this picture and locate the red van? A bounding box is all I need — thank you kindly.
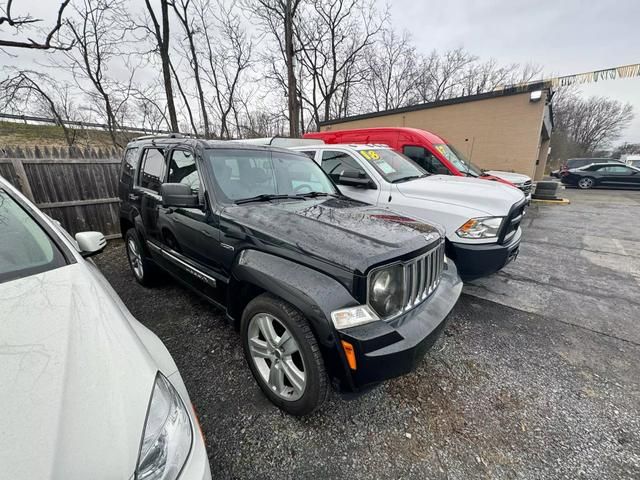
[304,127,533,199]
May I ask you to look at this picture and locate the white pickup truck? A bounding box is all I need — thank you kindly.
[291,144,526,280]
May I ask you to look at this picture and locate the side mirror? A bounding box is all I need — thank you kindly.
[338,170,376,189]
[75,231,107,258]
[160,183,200,207]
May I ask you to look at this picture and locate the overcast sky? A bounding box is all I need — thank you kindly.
[378,0,640,144]
[3,0,639,144]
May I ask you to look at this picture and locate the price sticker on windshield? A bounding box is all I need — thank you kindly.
[359,150,380,160]
[435,145,447,156]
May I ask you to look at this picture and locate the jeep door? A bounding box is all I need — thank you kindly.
[157,147,226,303]
[136,146,168,245]
[319,149,381,204]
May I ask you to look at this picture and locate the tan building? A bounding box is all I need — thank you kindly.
[319,84,554,180]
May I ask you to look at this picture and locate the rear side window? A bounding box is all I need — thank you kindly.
[0,189,67,283]
[299,150,317,161]
[321,150,368,182]
[139,148,167,192]
[568,159,591,169]
[403,145,450,175]
[604,166,633,174]
[167,149,200,191]
[121,147,140,181]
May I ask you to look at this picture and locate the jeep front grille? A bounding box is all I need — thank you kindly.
[403,241,446,311]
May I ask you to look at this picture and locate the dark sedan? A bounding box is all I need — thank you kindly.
[551,158,622,178]
[561,163,640,189]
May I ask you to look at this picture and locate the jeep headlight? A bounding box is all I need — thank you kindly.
[136,373,192,480]
[456,217,503,239]
[368,264,405,318]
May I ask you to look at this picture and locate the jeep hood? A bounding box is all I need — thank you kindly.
[395,175,525,216]
[0,263,158,480]
[222,196,442,273]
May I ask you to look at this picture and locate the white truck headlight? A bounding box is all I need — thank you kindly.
[456,217,503,239]
[136,373,192,480]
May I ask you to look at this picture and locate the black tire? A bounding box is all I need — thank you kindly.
[241,293,329,416]
[577,177,595,190]
[124,228,162,286]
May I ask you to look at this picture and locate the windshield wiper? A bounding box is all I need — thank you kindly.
[235,194,303,205]
[391,174,428,184]
[294,191,332,198]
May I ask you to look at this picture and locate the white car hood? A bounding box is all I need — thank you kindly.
[485,170,531,184]
[395,175,525,216]
[0,263,158,480]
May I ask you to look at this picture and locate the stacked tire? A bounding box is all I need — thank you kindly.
[532,181,560,200]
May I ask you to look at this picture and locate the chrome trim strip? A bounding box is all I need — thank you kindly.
[147,240,217,288]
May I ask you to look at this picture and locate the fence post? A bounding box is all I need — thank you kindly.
[10,158,35,202]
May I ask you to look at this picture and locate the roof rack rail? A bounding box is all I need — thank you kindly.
[132,133,185,142]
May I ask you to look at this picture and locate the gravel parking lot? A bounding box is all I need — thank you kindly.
[95,189,640,480]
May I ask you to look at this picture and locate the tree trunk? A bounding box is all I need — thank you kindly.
[160,0,178,132]
[284,0,299,138]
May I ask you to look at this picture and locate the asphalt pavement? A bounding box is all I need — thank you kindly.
[94,188,640,479]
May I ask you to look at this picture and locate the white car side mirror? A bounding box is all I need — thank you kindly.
[75,231,107,258]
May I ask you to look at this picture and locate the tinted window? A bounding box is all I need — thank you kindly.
[403,145,450,175]
[139,148,166,192]
[604,166,633,174]
[321,150,368,182]
[167,149,200,191]
[121,147,139,181]
[299,150,317,160]
[206,149,336,201]
[567,159,592,168]
[0,189,67,283]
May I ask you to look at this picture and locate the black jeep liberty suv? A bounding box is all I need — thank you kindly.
[118,136,462,415]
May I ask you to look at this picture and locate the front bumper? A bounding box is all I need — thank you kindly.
[335,260,462,391]
[447,228,521,281]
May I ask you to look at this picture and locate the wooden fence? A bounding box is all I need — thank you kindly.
[0,145,123,239]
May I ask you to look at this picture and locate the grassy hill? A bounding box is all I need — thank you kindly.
[0,121,136,148]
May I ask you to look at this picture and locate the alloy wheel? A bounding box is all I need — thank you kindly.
[127,239,144,280]
[578,178,594,189]
[247,313,306,401]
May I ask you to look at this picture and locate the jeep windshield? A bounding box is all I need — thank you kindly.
[206,148,337,203]
[434,143,483,177]
[356,148,428,183]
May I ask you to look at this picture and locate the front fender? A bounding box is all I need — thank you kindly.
[232,249,359,347]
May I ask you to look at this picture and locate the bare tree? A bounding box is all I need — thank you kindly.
[251,0,303,137]
[0,0,72,50]
[0,70,76,145]
[62,0,133,147]
[553,88,634,154]
[413,48,477,103]
[172,0,210,137]
[361,28,416,112]
[296,0,385,128]
[198,0,252,139]
[611,142,640,158]
[132,83,171,131]
[144,0,179,132]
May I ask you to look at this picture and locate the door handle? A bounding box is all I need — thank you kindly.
[128,193,139,201]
